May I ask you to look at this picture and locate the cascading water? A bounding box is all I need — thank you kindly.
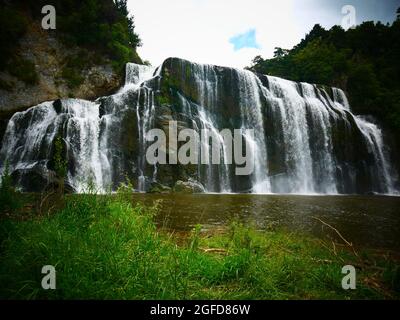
[190,63,231,192]
[0,63,158,193]
[126,63,158,191]
[265,76,315,193]
[236,70,271,193]
[354,116,397,194]
[0,57,398,195]
[98,62,159,192]
[332,87,350,109]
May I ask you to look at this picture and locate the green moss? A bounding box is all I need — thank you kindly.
[185,63,191,79]
[60,54,91,89]
[8,57,38,86]
[61,67,84,89]
[155,94,171,106]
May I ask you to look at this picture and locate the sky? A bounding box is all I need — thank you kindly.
[128,0,400,69]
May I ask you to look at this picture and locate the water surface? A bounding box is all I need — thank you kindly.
[135,194,400,250]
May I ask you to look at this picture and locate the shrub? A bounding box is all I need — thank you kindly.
[0,162,21,213]
[0,5,28,70]
[8,57,38,85]
[61,67,84,89]
[53,136,68,194]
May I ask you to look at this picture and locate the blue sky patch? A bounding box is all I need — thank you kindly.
[229,29,261,51]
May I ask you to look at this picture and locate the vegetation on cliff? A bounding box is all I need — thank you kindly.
[0,0,142,87]
[249,11,400,140]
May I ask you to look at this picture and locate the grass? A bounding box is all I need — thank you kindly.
[0,189,399,300]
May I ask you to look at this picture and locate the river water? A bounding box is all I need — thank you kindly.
[135,193,400,251]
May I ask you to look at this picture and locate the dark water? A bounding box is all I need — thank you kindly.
[134,194,400,251]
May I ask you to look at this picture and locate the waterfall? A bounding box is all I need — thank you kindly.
[236,70,270,193]
[0,101,58,177]
[0,63,157,193]
[62,99,106,192]
[178,62,232,193]
[111,63,158,192]
[354,116,397,194]
[265,77,315,193]
[0,57,398,195]
[300,82,337,194]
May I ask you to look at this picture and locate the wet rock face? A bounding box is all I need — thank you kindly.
[0,58,398,194]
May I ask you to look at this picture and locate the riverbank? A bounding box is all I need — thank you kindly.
[0,191,399,299]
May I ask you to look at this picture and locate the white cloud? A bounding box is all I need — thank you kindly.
[127,0,351,69]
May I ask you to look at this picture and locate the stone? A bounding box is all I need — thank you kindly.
[173,179,205,194]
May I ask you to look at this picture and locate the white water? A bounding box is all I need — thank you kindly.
[355,116,397,194]
[266,77,315,193]
[124,63,158,192]
[0,58,398,195]
[236,70,271,193]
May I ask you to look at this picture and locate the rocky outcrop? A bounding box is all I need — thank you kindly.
[0,23,122,113]
[173,180,205,193]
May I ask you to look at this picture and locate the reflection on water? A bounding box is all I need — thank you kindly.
[134,194,400,250]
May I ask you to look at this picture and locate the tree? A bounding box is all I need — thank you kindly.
[248,8,400,141]
[251,55,264,66]
[273,47,289,58]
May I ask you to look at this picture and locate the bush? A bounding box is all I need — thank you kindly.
[0,162,21,214]
[61,66,84,89]
[49,0,142,69]
[0,5,28,70]
[1,0,143,83]
[8,57,39,85]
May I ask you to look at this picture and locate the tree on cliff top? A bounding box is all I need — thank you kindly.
[0,0,142,73]
[248,10,400,141]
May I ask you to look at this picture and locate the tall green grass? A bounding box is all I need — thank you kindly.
[0,189,398,299]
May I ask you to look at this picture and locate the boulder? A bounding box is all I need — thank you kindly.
[173,179,205,194]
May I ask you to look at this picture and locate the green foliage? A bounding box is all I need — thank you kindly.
[273,47,290,58]
[41,0,143,70]
[61,66,84,89]
[60,53,91,88]
[52,136,68,194]
[0,4,28,70]
[53,137,67,180]
[0,190,397,299]
[0,162,21,214]
[1,0,143,83]
[249,16,400,139]
[8,57,39,86]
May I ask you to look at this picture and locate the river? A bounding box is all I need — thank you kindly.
[135,193,400,251]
